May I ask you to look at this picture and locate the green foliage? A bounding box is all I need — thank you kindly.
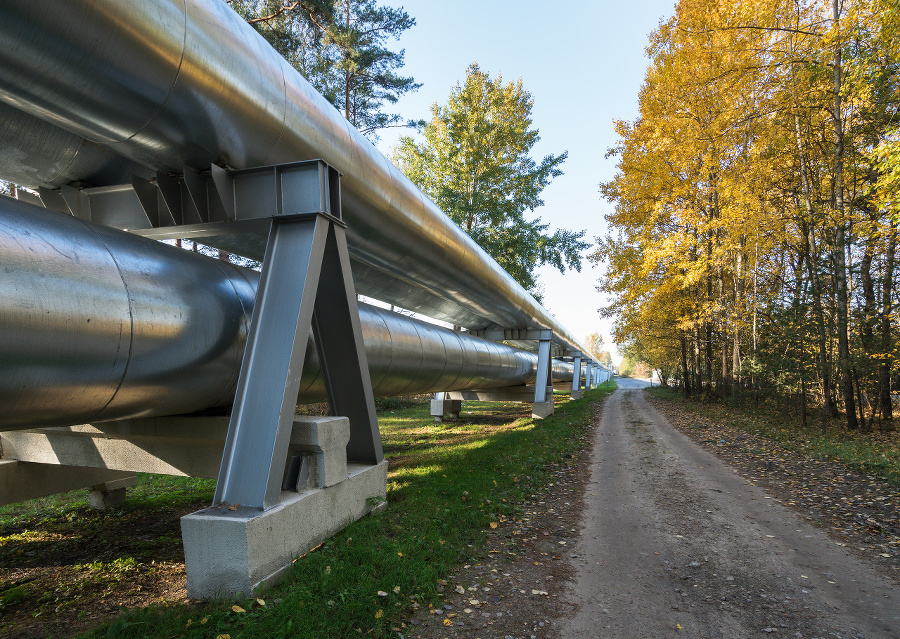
[596,0,900,420]
[230,0,420,139]
[394,63,589,298]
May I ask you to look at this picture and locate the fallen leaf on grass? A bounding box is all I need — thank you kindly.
[490,522,498,529]
[231,605,245,613]
[375,609,384,619]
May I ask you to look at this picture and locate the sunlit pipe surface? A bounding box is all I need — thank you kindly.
[0,196,573,430]
[0,0,594,359]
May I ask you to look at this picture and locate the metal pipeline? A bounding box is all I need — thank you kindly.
[0,0,594,359]
[0,195,572,431]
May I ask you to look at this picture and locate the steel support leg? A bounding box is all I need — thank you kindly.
[533,333,552,404]
[214,214,381,511]
[311,223,383,465]
[571,354,582,399]
[532,331,554,417]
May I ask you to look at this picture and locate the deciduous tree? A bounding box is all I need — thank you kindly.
[394,63,588,299]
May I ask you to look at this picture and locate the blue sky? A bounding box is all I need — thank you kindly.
[376,0,677,362]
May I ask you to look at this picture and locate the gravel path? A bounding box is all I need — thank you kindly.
[560,383,900,638]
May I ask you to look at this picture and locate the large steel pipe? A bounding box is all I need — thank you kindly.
[0,0,591,357]
[0,196,571,431]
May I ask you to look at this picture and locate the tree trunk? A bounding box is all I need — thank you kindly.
[831,0,858,430]
[681,333,691,398]
[343,1,351,122]
[695,325,703,394]
[880,225,896,421]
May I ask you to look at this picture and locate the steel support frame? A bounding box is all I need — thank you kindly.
[215,212,382,510]
[58,158,384,512]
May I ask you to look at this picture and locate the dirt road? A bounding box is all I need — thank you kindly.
[560,384,900,638]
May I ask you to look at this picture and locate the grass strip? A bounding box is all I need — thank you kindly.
[78,383,615,638]
[650,386,900,485]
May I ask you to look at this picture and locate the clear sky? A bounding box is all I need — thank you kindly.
[376,0,677,363]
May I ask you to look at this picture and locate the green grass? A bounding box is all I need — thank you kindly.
[650,386,900,485]
[50,383,614,638]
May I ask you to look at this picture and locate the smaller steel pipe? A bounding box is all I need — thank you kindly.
[0,197,572,431]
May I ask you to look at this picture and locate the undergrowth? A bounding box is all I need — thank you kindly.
[650,386,900,485]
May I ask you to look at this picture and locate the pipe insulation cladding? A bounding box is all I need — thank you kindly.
[0,0,594,359]
[0,196,573,430]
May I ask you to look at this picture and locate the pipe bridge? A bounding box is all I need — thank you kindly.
[0,0,611,598]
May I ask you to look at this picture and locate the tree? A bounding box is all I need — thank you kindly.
[326,0,421,136]
[393,63,589,299]
[595,0,900,429]
[230,0,420,139]
[584,332,606,361]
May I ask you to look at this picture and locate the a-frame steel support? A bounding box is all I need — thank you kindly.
[214,213,382,510]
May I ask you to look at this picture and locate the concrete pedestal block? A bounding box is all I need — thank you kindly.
[291,416,350,488]
[570,389,583,400]
[532,400,555,418]
[89,486,128,510]
[181,460,388,600]
[430,398,462,422]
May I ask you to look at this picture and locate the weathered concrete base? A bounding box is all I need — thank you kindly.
[571,389,583,400]
[0,459,136,506]
[531,400,555,418]
[181,460,388,600]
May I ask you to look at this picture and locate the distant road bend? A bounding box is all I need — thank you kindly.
[561,380,900,638]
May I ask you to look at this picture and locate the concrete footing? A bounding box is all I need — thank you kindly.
[180,417,387,599]
[88,477,134,510]
[531,400,555,418]
[182,460,388,599]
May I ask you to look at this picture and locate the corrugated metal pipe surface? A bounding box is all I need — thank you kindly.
[0,197,573,430]
[0,0,593,357]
